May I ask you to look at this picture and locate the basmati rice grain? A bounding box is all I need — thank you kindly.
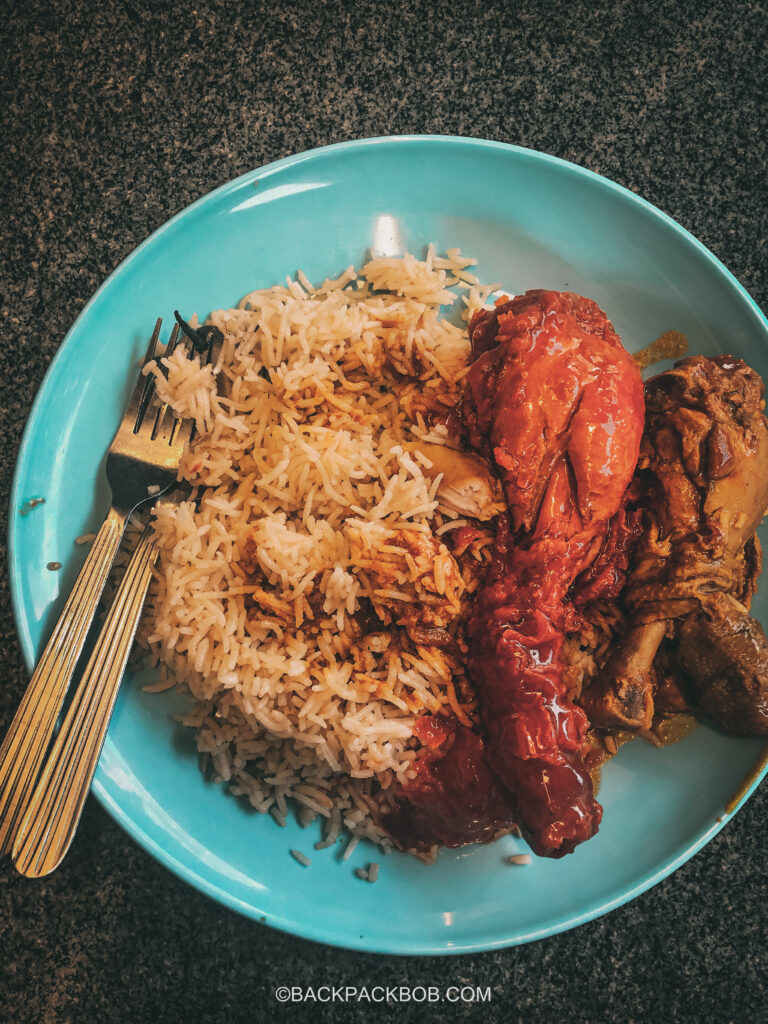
[508,854,531,866]
[343,835,360,861]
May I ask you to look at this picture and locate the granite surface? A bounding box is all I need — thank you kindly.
[1,0,767,1021]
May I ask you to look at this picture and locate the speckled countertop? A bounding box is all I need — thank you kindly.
[2,1,767,1021]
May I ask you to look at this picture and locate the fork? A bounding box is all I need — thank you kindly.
[12,315,222,876]
[0,319,191,855]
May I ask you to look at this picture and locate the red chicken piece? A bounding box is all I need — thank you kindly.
[387,291,645,859]
[464,290,645,856]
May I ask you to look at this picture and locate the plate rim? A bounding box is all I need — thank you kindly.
[7,134,768,954]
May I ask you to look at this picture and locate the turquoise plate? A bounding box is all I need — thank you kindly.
[9,137,768,954]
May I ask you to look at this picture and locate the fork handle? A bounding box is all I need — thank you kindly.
[13,525,158,877]
[0,505,129,855]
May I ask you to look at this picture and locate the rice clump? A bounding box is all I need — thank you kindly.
[138,246,498,850]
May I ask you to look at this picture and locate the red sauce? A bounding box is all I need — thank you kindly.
[413,715,453,749]
[382,717,514,851]
[388,291,645,858]
[448,524,487,557]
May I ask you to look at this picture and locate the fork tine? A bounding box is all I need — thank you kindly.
[164,322,182,360]
[147,324,182,440]
[133,318,165,433]
[143,317,163,367]
[170,416,194,449]
[154,406,192,448]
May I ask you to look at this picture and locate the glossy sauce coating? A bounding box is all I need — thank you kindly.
[391,291,645,857]
[382,717,515,851]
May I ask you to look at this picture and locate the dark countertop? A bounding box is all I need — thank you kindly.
[1,1,767,1021]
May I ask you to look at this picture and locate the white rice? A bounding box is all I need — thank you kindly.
[139,247,497,849]
[508,854,532,866]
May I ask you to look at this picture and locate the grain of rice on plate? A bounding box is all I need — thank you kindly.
[139,247,500,853]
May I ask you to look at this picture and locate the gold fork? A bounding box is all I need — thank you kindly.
[0,320,190,855]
